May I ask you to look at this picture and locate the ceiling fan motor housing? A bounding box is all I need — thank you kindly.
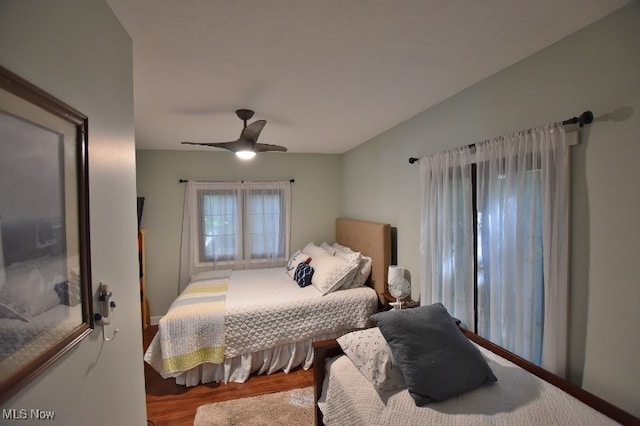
[236,109,254,125]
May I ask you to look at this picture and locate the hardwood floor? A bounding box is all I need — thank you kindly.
[143,325,314,426]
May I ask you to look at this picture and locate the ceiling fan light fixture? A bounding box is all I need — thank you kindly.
[236,150,256,160]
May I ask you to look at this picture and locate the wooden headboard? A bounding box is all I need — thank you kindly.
[335,218,391,305]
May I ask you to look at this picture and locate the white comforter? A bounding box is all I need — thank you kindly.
[145,267,378,384]
[224,268,377,357]
[318,343,618,425]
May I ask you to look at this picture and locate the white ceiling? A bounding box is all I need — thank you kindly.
[106,0,629,154]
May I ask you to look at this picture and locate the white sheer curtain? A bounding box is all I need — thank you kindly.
[243,181,291,268]
[418,123,570,376]
[179,181,241,292]
[178,180,291,293]
[475,123,570,376]
[419,147,475,327]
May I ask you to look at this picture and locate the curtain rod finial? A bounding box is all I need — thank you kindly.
[580,111,594,127]
[409,157,418,164]
[562,110,594,127]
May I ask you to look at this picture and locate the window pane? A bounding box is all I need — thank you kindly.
[476,168,543,365]
[200,192,237,262]
[247,192,284,258]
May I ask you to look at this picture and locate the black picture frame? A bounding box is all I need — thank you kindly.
[0,65,93,403]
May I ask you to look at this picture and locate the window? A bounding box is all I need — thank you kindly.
[199,189,238,262]
[193,181,291,268]
[420,124,570,374]
[475,166,545,365]
[245,189,287,259]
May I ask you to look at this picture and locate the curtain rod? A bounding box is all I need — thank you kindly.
[179,178,295,183]
[408,110,593,164]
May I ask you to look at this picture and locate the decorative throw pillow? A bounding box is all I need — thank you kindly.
[337,327,406,391]
[286,250,311,278]
[371,303,497,405]
[294,262,314,287]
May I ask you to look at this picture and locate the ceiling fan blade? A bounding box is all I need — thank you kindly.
[181,141,239,151]
[254,142,288,153]
[240,120,266,143]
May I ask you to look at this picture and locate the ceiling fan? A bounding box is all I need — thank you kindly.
[181,109,287,159]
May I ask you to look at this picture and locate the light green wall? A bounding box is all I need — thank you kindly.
[0,1,147,425]
[135,150,342,316]
[4,0,636,422]
[343,3,640,417]
[134,2,640,418]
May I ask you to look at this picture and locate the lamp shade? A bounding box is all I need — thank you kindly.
[388,265,404,283]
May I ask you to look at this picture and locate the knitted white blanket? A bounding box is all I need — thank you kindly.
[319,344,618,425]
[145,271,229,378]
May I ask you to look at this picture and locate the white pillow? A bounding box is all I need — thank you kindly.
[332,242,354,253]
[303,243,358,295]
[320,241,337,255]
[333,249,361,289]
[302,242,321,256]
[286,250,311,278]
[334,247,361,265]
[351,255,372,288]
[333,243,372,289]
[337,327,406,391]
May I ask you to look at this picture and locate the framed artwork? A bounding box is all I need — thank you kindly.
[0,65,93,403]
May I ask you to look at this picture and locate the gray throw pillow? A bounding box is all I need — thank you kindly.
[371,303,497,405]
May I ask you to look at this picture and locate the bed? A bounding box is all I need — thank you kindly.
[313,304,638,426]
[0,219,83,388]
[144,217,391,386]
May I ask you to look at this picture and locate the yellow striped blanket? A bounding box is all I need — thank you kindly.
[149,272,229,378]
